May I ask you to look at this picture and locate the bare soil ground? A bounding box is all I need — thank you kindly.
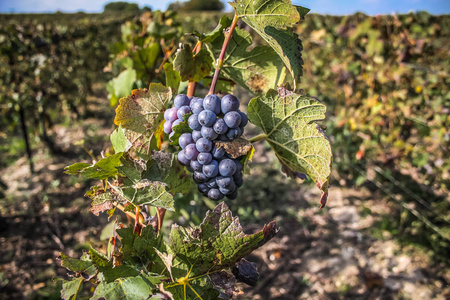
[0,95,448,300]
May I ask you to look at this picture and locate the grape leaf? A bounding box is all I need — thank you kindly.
[230,0,304,89]
[169,113,192,146]
[111,126,132,153]
[64,153,124,180]
[173,44,213,82]
[215,137,254,159]
[163,62,181,94]
[114,83,172,153]
[202,77,235,94]
[107,68,137,107]
[89,247,139,283]
[247,88,332,207]
[91,274,164,300]
[169,202,278,275]
[59,253,97,279]
[207,20,291,95]
[61,278,83,300]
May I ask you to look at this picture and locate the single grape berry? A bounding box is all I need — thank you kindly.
[224,111,242,129]
[219,159,237,176]
[203,94,221,115]
[190,159,203,172]
[203,160,219,178]
[177,150,189,166]
[196,138,213,153]
[179,133,194,149]
[163,121,172,134]
[193,171,208,183]
[174,94,190,108]
[177,105,191,120]
[184,144,199,160]
[211,146,226,159]
[188,114,201,131]
[226,127,242,140]
[208,188,224,200]
[190,97,204,114]
[216,176,236,192]
[239,110,248,128]
[192,130,202,142]
[201,126,219,140]
[206,178,218,188]
[165,107,178,122]
[213,118,228,134]
[197,152,212,165]
[197,183,209,194]
[198,110,216,127]
[221,94,240,114]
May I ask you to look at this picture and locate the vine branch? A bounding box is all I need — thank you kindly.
[208,13,239,95]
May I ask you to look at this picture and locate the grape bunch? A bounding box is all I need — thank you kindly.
[163,93,248,200]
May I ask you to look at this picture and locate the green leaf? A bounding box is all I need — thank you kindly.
[163,62,181,94]
[247,88,332,207]
[133,43,160,77]
[108,68,137,107]
[207,20,291,95]
[59,253,97,279]
[202,77,235,94]
[144,151,191,195]
[114,83,172,153]
[195,15,232,43]
[91,274,162,300]
[119,181,175,210]
[64,153,124,180]
[111,126,132,153]
[61,278,83,300]
[295,6,310,19]
[230,0,304,89]
[117,226,162,270]
[89,247,139,283]
[173,44,213,82]
[169,113,192,146]
[169,202,278,275]
[63,163,91,175]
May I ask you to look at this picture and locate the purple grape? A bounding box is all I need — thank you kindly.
[197,152,212,165]
[203,94,221,115]
[224,111,241,129]
[212,146,226,159]
[164,109,171,121]
[186,164,193,173]
[163,121,172,134]
[190,98,204,114]
[226,127,242,140]
[234,160,243,174]
[221,94,240,114]
[239,111,248,128]
[201,126,219,140]
[184,144,199,160]
[188,114,201,131]
[203,160,219,178]
[190,159,203,172]
[218,134,229,142]
[177,105,191,120]
[177,149,189,166]
[198,183,209,194]
[179,133,194,149]
[192,130,202,142]
[172,119,182,128]
[198,110,216,127]
[216,176,235,191]
[208,188,224,200]
[166,107,178,122]
[213,118,228,134]
[193,171,207,183]
[234,175,244,187]
[206,178,218,188]
[219,159,236,176]
[196,138,213,153]
[226,189,238,200]
[174,94,190,108]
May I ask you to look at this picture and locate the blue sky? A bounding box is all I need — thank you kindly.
[0,0,449,15]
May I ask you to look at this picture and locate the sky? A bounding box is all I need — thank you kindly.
[0,0,449,15]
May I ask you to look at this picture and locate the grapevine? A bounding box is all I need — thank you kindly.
[59,1,332,299]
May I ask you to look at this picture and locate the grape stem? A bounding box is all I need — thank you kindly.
[208,13,239,95]
[249,133,268,143]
